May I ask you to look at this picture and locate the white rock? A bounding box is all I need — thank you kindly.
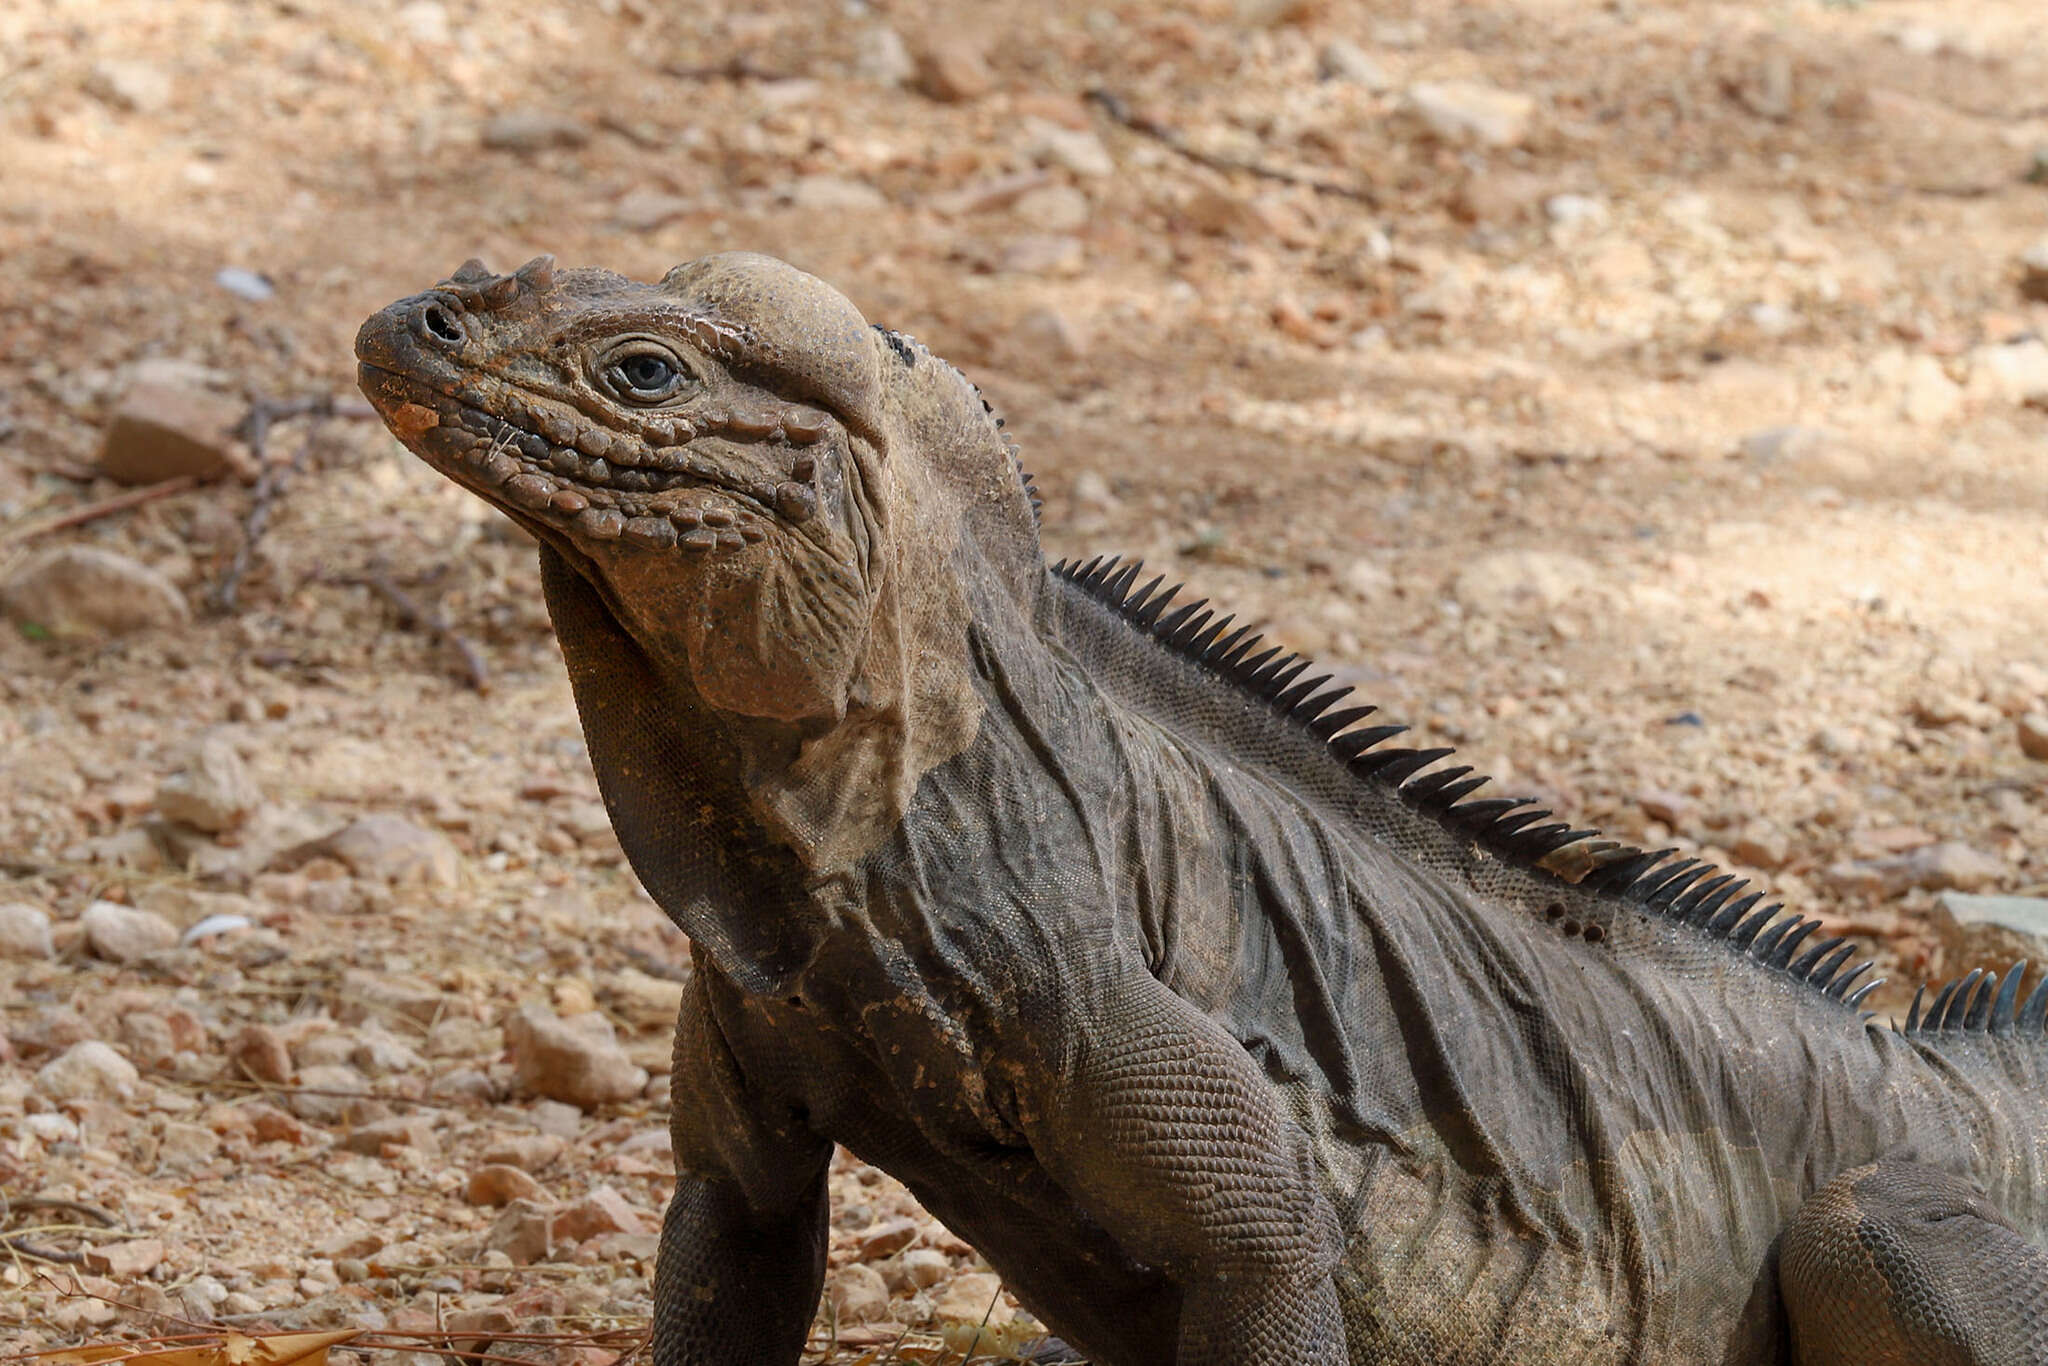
[1011,307,1091,363]
[1340,558,1393,601]
[37,1041,141,1102]
[305,814,461,888]
[1871,349,1962,426]
[852,25,914,87]
[1024,120,1115,179]
[0,901,54,959]
[1013,183,1091,233]
[1318,39,1392,91]
[784,176,888,211]
[1543,194,1607,228]
[1967,339,2048,407]
[1453,550,1598,618]
[611,190,694,232]
[1405,81,1535,148]
[287,1062,373,1124]
[83,60,172,114]
[397,1,451,44]
[80,900,180,963]
[1,546,189,639]
[899,1246,952,1288]
[1071,470,1116,508]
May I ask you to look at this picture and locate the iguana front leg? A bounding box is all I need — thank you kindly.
[653,977,833,1366]
[1021,970,1349,1364]
[1780,1159,2048,1365]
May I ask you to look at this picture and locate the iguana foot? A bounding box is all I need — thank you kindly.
[1781,1159,2048,1365]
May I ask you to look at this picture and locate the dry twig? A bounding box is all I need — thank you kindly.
[335,568,490,693]
[210,394,369,614]
[1087,88,1379,206]
[1,1196,120,1266]
[0,476,200,548]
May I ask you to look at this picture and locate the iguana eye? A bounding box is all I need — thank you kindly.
[598,342,693,404]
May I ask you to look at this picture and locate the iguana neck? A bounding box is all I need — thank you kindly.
[703,440,1035,880]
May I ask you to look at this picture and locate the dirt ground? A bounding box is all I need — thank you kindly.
[3,0,2046,1359]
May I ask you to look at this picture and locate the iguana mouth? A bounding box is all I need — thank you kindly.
[361,364,818,552]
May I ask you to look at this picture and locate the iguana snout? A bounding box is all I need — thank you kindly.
[356,252,887,722]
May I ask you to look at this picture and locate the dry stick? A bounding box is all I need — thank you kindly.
[1087,87,1380,207]
[0,1195,118,1266]
[210,394,365,614]
[0,476,200,548]
[339,568,490,693]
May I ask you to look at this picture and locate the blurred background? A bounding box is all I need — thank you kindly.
[2,0,2046,1356]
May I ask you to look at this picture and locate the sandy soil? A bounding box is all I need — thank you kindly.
[2,0,2046,1359]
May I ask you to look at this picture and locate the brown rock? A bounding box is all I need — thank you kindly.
[1828,841,2006,898]
[156,733,262,833]
[337,968,449,1027]
[1406,81,1536,148]
[1637,790,1692,827]
[828,1262,892,1324]
[1,546,189,639]
[898,1246,952,1289]
[917,35,993,102]
[583,1230,661,1263]
[480,1131,568,1171]
[444,1304,518,1352]
[1905,842,2007,893]
[553,1185,650,1243]
[315,1228,386,1260]
[12,1005,92,1058]
[286,1062,374,1124]
[82,1237,165,1279]
[36,1041,140,1101]
[1449,170,1552,226]
[0,902,55,959]
[1731,821,1791,871]
[481,1199,556,1265]
[468,1164,548,1206]
[294,815,461,889]
[1930,893,2048,975]
[83,59,173,114]
[506,1005,648,1109]
[247,1103,309,1143]
[229,1024,294,1084]
[854,1216,921,1261]
[2018,712,2048,761]
[2020,238,2048,304]
[342,1114,441,1157]
[427,1067,499,1104]
[98,382,243,485]
[997,234,1085,276]
[932,1270,1014,1324]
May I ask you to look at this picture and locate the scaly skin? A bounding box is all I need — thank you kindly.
[358,253,2048,1365]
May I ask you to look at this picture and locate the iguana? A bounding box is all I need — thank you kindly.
[355,252,2048,1365]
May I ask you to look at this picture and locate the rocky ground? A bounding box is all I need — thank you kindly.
[2,0,2047,1360]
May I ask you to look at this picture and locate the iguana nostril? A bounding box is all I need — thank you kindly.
[418,302,466,347]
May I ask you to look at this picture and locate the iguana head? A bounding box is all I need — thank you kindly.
[355,251,1035,726]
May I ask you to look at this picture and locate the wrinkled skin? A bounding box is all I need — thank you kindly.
[358,253,2048,1366]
